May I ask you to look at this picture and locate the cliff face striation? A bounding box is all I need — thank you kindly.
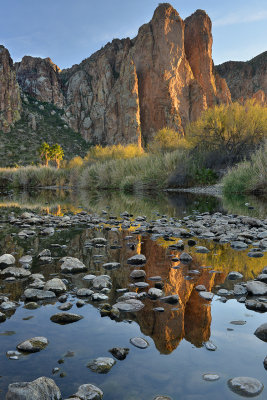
[0,3,265,145]
[0,45,21,132]
[59,4,231,144]
[216,51,267,103]
[15,56,64,108]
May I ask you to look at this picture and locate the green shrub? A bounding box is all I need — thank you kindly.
[85,144,144,162]
[186,100,267,163]
[148,128,188,153]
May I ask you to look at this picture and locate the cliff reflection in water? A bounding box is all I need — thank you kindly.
[1,220,266,358]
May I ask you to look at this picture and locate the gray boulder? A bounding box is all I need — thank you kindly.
[60,257,87,273]
[50,312,83,324]
[254,323,267,342]
[6,376,61,400]
[0,254,15,269]
[66,384,103,400]
[43,278,66,294]
[92,275,111,290]
[1,267,31,279]
[127,254,146,265]
[246,281,267,295]
[24,289,56,301]
[228,377,263,397]
[87,357,115,374]
[17,337,48,353]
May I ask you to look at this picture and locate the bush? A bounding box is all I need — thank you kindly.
[148,128,187,153]
[85,144,144,162]
[186,100,267,165]
[68,156,84,169]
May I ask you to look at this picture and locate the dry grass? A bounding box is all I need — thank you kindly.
[222,141,267,194]
[79,150,186,192]
[0,166,70,188]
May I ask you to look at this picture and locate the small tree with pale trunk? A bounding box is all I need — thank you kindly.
[50,144,64,169]
[38,142,51,166]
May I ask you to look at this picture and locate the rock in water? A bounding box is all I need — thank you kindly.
[87,357,116,373]
[60,257,87,273]
[127,254,146,265]
[0,254,15,269]
[50,312,83,324]
[254,323,267,342]
[228,377,264,397]
[66,384,103,400]
[17,337,49,353]
[109,347,129,360]
[43,278,66,294]
[130,337,149,349]
[246,281,267,296]
[6,376,61,399]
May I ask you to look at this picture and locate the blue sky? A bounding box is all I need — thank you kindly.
[1,0,266,69]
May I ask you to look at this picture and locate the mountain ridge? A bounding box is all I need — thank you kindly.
[0,3,266,158]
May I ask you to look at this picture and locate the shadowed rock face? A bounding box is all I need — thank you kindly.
[0,46,21,132]
[215,51,267,103]
[16,56,64,108]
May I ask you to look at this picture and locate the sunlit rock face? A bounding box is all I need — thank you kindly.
[61,3,230,143]
[15,56,64,108]
[9,3,232,143]
[215,51,267,103]
[184,10,231,114]
[1,4,266,139]
[0,46,21,132]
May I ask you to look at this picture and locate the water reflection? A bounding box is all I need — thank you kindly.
[0,188,266,219]
[1,221,267,360]
[0,194,267,399]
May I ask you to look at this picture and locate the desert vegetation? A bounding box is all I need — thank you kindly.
[0,101,266,193]
[222,140,267,195]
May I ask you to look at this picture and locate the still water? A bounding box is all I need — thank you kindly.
[0,189,266,399]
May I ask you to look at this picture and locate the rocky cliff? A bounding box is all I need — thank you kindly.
[0,45,21,132]
[216,51,267,103]
[15,56,64,108]
[0,3,265,146]
[60,4,231,144]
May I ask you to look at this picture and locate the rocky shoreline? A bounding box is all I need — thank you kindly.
[1,208,267,399]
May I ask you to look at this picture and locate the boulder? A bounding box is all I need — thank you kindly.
[6,377,61,400]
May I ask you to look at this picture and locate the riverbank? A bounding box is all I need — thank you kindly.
[165,184,223,197]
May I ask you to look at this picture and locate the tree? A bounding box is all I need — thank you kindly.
[38,142,51,166]
[50,144,64,169]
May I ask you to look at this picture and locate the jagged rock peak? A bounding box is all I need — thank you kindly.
[16,55,64,108]
[0,45,21,132]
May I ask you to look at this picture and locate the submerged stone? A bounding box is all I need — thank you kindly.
[130,337,149,349]
[228,377,264,397]
[203,374,220,381]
